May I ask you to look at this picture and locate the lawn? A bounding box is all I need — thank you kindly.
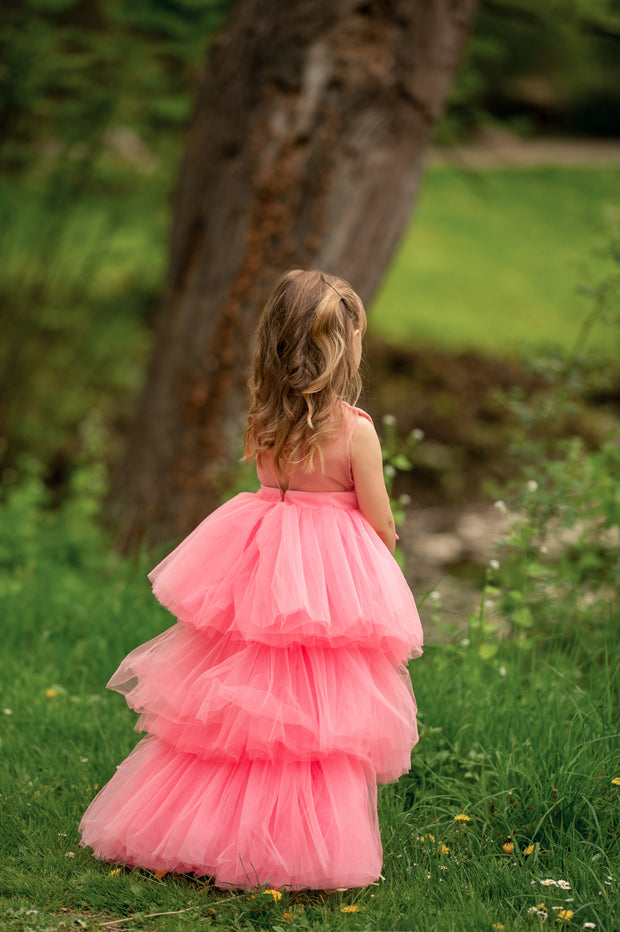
[0,468,618,931]
[1,162,619,931]
[372,166,620,358]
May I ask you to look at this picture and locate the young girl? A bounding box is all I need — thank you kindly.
[79,269,423,890]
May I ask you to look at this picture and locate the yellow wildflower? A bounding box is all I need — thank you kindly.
[523,844,535,855]
[153,869,166,879]
[282,912,293,921]
[556,909,573,922]
[109,868,121,876]
[612,777,620,786]
[438,844,450,855]
[264,889,282,901]
[492,925,505,930]
[454,814,471,822]
[419,833,435,842]
[45,689,57,699]
[502,842,514,854]
[340,904,364,913]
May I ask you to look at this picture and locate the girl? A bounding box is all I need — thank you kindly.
[79,269,423,891]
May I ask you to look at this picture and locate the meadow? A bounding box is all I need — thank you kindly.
[373,165,620,358]
[1,162,619,930]
[0,415,618,931]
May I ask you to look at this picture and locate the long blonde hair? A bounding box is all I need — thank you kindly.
[244,269,366,482]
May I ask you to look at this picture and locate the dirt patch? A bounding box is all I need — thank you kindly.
[429,130,620,169]
[361,336,620,637]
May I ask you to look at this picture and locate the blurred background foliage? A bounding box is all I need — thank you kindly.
[1,0,619,500]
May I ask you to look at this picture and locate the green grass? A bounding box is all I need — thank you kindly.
[372,166,620,358]
[0,476,618,931]
[3,164,619,476]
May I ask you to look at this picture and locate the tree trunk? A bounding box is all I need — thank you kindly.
[110,0,479,550]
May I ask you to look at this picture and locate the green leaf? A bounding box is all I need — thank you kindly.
[479,642,499,660]
[392,454,412,471]
[512,606,534,628]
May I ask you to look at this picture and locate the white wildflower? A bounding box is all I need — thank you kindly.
[489,559,500,571]
[382,414,396,427]
[526,479,539,492]
[411,428,425,441]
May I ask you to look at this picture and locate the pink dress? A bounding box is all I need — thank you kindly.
[79,403,423,890]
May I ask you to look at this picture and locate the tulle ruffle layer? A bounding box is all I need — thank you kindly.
[107,622,417,783]
[80,488,422,888]
[148,488,423,663]
[79,736,382,890]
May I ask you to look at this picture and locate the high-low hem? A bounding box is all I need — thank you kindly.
[79,476,422,890]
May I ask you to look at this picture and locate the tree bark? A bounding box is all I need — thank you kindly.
[110,0,479,550]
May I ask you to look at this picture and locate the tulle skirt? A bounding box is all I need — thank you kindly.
[79,487,423,889]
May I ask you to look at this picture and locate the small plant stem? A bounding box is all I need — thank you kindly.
[100,895,244,927]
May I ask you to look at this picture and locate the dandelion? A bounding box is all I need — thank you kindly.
[45,688,57,699]
[556,909,573,923]
[611,777,620,786]
[109,868,121,876]
[438,844,450,855]
[502,842,514,854]
[454,814,471,822]
[340,904,364,913]
[524,844,535,855]
[263,889,282,901]
[419,834,435,842]
[492,925,505,930]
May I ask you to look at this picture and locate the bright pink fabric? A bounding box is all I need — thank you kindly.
[79,405,423,890]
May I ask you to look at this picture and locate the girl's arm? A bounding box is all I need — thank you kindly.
[350,416,396,554]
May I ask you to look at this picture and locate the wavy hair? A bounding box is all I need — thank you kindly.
[244,269,366,482]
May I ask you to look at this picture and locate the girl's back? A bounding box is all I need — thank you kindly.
[257,402,368,493]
